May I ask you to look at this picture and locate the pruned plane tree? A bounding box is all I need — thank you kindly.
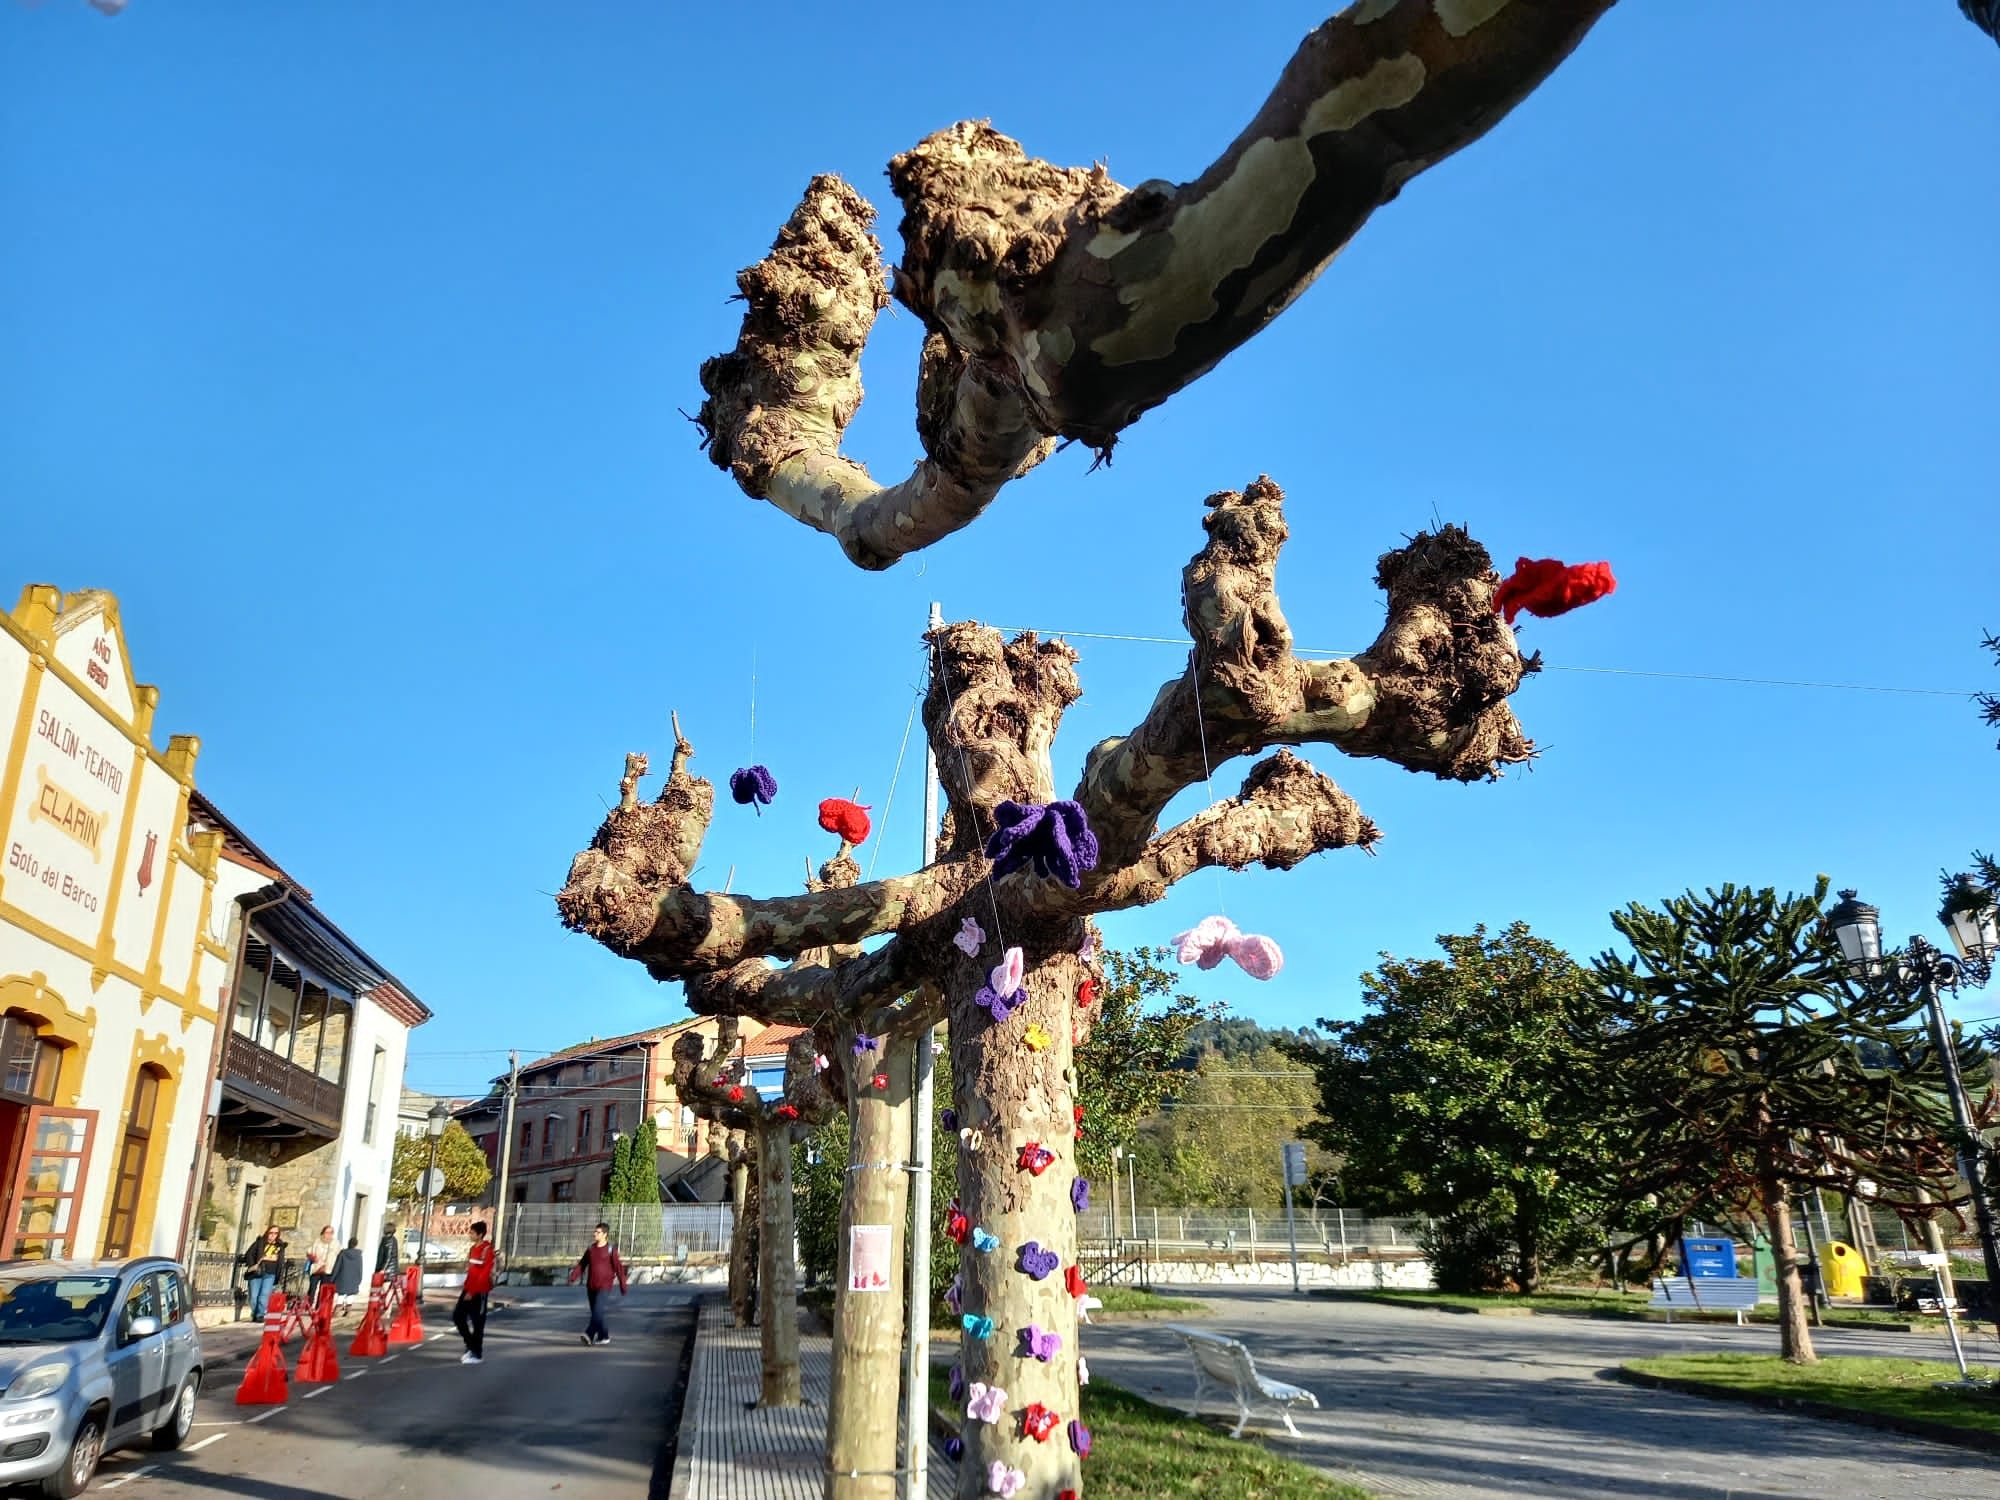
[561,475,1533,1498]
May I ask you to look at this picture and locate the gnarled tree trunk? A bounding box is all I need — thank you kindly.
[758,1120,801,1405]
[1758,1151,1815,1364]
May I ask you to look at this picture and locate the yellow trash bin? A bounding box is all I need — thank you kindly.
[1822,1240,1868,1299]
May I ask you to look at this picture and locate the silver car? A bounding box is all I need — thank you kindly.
[0,1257,203,1497]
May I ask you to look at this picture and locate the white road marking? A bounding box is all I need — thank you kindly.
[97,1465,157,1489]
[380,1353,401,1363]
[301,1385,331,1398]
[247,1408,283,1423]
[190,1420,248,1427]
[188,1433,228,1452]
[344,1369,368,1379]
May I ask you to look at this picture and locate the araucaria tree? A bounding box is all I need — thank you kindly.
[560,477,1535,1498]
[1594,880,1975,1365]
[1292,923,1611,1294]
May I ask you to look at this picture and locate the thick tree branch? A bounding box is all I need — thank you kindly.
[698,1,1614,566]
[1076,475,1531,873]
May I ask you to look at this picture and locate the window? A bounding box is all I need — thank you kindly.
[551,1180,575,1203]
[0,1016,59,1103]
[583,1061,597,1084]
[363,1046,387,1145]
[599,1168,614,1197]
[521,1121,533,1158]
[541,1118,556,1160]
[117,1274,160,1346]
[101,1066,163,1258]
[602,1105,618,1148]
[511,1183,528,1205]
[575,1110,591,1155]
[154,1270,187,1327]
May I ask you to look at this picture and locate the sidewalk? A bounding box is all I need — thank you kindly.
[675,1298,954,1500]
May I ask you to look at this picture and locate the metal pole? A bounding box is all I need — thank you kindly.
[1127,1155,1138,1240]
[1796,1202,1824,1325]
[1283,1179,1301,1294]
[900,601,945,1500]
[1925,975,2000,1344]
[492,1052,520,1278]
[416,1133,440,1307]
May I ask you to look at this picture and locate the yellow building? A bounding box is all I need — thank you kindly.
[0,586,229,1260]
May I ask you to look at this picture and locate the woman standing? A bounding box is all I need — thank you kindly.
[305,1224,339,1306]
[240,1226,287,1321]
[331,1236,365,1314]
[566,1222,628,1345]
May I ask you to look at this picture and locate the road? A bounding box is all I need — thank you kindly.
[1082,1287,2000,1500]
[87,1285,697,1500]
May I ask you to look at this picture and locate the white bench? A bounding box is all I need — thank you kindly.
[1166,1324,1319,1438]
[1649,1276,1763,1325]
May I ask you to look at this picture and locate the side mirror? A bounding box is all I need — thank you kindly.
[124,1315,161,1342]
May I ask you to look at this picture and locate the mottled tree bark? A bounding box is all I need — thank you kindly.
[729,1148,758,1329]
[1759,1149,1816,1364]
[758,1120,800,1406]
[826,1030,913,1500]
[696,1,1616,567]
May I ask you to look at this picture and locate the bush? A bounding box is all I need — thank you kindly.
[1421,1211,1516,1293]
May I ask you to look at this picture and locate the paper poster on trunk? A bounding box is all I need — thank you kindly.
[848,1224,892,1292]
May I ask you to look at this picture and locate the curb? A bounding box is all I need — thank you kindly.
[1312,1291,1937,1332]
[1614,1366,2000,1454]
[666,1292,714,1500]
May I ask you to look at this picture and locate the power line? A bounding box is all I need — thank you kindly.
[983,624,1979,700]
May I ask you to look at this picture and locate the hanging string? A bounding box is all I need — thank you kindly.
[749,647,757,756]
[1187,651,1227,917]
[866,686,923,879]
[930,634,1009,958]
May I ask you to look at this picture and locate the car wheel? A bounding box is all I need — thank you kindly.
[152,1372,200,1450]
[41,1409,104,1498]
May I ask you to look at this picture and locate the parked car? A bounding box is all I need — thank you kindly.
[0,1257,202,1497]
[400,1231,458,1265]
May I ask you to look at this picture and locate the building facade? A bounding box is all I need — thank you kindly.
[462,1017,779,1207]
[0,587,227,1262]
[187,792,430,1306]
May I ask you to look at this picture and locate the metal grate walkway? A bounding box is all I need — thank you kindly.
[681,1299,955,1500]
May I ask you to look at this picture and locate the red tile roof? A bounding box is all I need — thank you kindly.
[743,1023,810,1059]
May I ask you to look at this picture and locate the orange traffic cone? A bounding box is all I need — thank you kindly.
[295,1285,340,1383]
[387,1264,424,1344]
[350,1272,389,1357]
[236,1293,290,1406]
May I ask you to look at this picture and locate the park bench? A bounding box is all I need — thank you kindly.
[1648,1276,1763,1325]
[1166,1324,1319,1439]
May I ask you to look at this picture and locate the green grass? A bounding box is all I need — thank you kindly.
[1626,1354,2000,1440]
[928,1371,1371,1499]
[1091,1287,1209,1316]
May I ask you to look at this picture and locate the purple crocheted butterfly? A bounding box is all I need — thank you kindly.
[944,1436,963,1462]
[1071,1178,1089,1213]
[1020,1325,1061,1362]
[728,765,777,811]
[1069,1420,1092,1459]
[974,946,1027,1024]
[852,1034,878,1057]
[983,799,1100,888]
[1018,1242,1058,1281]
[948,1364,965,1402]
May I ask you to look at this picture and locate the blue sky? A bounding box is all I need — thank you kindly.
[5,2,1995,1097]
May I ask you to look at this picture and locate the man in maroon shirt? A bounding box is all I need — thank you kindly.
[567,1221,628,1345]
[454,1221,496,1364]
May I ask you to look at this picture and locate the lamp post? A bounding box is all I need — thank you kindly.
[415,1100,451,1305]
[1827,882,2000,1344]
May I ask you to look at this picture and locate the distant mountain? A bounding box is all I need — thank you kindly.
[1174,1016,1321,1070]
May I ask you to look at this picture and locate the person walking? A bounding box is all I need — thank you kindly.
[453,1220,495,1365]
[567,1221,628,1345]
[331,1236,365,1315]
[305,1224,339,1306]
[240,1226,287,1322]
[375,1220,401,1282]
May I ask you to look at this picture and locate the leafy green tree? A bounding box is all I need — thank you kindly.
[604,1118,662,1204]
[1595,879,1971,1364]
[389,1121,493,1204]
[1289,923,1611,1292]
[1140,1044,1324,1213]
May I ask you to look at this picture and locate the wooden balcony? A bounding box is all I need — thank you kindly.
[220,1031,344,1137]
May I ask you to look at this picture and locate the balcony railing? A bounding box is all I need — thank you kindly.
[222,1031,344,1135]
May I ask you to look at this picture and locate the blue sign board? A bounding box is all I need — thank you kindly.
[1681,1236,1737,1279]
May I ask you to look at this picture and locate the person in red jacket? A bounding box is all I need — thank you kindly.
[567,1221,628,1345]
[454,1221,496,1365]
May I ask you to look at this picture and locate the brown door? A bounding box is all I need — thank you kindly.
[1,1107,96,1259]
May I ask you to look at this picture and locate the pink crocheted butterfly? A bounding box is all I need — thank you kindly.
[1171,914,1283,980]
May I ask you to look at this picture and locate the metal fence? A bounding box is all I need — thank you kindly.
[500,1203,735,1262]
[1073,1207,1420,1256]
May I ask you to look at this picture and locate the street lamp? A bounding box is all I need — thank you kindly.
[414,1101,451,1304]
[1827,884,2000,1346]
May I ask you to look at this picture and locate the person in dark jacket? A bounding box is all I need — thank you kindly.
[331,1237,365,1313]
[567,1222,628,1345]
[240,1226,288,1321]
[375,1222,401,1282]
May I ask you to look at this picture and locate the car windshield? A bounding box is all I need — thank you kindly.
[0,1275,120,1343]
